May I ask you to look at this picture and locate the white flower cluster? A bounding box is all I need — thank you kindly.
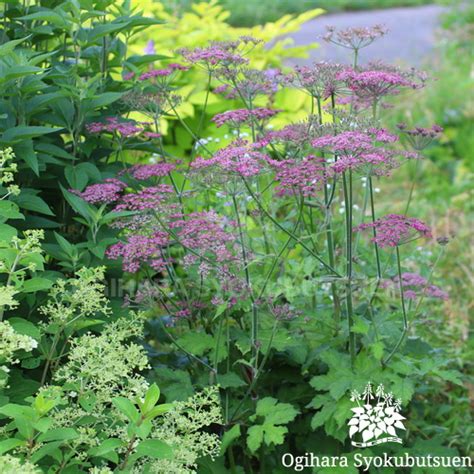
[0,455,40,474]
[0,147,20,198]
[0,320,38,370]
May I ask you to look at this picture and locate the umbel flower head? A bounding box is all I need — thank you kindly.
[323,24,388,51]
[397,123,443,150]
[355,214,432,248]
[381,272,449,301]
[191,140,271,178]
[337,63,425,103]
[288,61,344,99]
[72,178,127,205]
[211,108,279,128]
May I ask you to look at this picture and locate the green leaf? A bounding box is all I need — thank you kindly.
[0,438,25,455]
[0,201,24,220]
[22,277,54,293]
[144,403,173,420]
[0,224,17,243]
[263,424,287,447]
[246,425,264,453]
[30,441,63,463]
[87,92,123,109]
[8,317,41,340]
[134,439,173,459]
[112,397,140,423]
[0,37,30,57]
[86,23,130,42]
[60,184,94,221]
[255,397,299,425]
[217,372,246,389]
[14,192,55,216]
[13,140,38,175]
[311,402,336,430]
[38,427,78,443]
[88,438,123,457]
[176,332,215,356]
[1,126,60,144]
[142,383,160,414]
[220,425,240,455]
[19,10,67,28]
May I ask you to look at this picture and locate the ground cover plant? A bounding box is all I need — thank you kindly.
[0,0,471,473]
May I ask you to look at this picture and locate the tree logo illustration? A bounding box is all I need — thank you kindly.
[348,382,406,448]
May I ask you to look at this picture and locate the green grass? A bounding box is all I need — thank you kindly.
[162,0,433,27]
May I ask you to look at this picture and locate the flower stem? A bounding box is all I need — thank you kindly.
[342,171,356,365]
[383,246,408,365]
[242,178,342,278]
[369,176,382,279]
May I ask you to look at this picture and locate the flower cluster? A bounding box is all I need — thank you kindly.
[212,108,278,128]
[0,320,37,370]
[39,267,111,324]
[113,185,174,211]
[215,68,281,101]
[382,272,449,301]
[191,140,271,177]
[72,178,127,204]
[271,155,327,197]
[397,123,443,150]
[288,62,344,99]
[0,147,20,197]
[312,129,400,175]
[355,214,432,248]
[127,162,177,180]
[337,66,420,104]
[138,63,188,81]
[323,24,388,50]
[86,117,147,137]
[169,211,239,268]
[179,41,248,69]
[106,232,170,273]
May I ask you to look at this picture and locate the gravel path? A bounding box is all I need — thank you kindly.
[287,4,447,67]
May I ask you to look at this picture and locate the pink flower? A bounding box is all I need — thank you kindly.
[114,185,174,211]
[288,62,344,99]
[127,163,176,180]
[191,140,270,177]
[312,130,399,175]
[169,211,239,266]
[397,124,443,150]
[143,132,162,139]
[323,24,387,50]
[354,214,432,248]
[383,272,448,301]
[106,232,169,273]
[179,41,248,68]
[271,155,327,197]
[86,117,144,137]
[337,64,425,102]
[139,68,173,80]
[72,179,127,204]
[212,108,279,128]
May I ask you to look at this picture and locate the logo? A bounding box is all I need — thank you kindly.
[348,382,406,448]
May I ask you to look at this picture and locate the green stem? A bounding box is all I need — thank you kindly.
[342,171,356,365]
[368,176,382,279]
[242,178,342,278]
[383,246,408,365]
[231,194,258,371]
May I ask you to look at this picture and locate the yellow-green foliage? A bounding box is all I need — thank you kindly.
[127,0,324,153]
[131,0,322,66]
